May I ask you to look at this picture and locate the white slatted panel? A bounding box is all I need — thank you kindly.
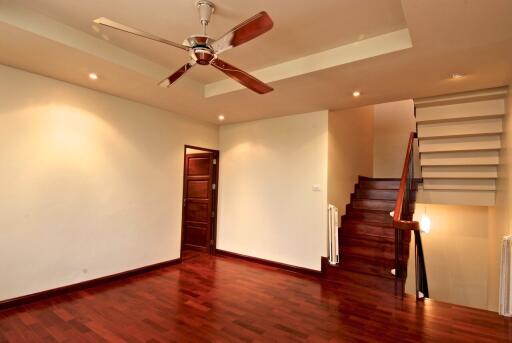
[500,235,512,317]
[328,205,339,265]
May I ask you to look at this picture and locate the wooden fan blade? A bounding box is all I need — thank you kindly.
[211,11,273,55]
[211,58,273,94]
[93,17,189,51]
[159,61,196,87]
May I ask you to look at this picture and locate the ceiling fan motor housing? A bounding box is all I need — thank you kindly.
[192,48,215,65]
[186,35,216,65]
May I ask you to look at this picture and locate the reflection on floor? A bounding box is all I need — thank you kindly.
[0,250,510,342]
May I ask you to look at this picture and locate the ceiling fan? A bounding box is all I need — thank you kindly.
[93,0,274,94]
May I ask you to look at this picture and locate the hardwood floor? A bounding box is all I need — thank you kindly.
[0,251,510,342]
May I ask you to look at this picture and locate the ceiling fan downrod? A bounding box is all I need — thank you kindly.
[196,0,215,35]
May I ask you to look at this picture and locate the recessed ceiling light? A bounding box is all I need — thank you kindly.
[353,91,361,97]
[452,73,464,79]
[218,115,225,121]
[88,73,98,80]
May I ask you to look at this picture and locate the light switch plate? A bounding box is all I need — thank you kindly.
[312,185,321,191]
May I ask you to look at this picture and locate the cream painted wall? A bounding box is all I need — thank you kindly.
[405,204,490,310]
[373,100,417,178]
[328,107,374,213]
[487,84,512,311]
[218,111,328,270]
[0,65,218,301]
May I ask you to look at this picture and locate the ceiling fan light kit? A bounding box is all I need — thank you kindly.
[93,1,273,94]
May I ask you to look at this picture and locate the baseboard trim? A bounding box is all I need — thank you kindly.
[0,258,181,311]
[216,249,321,276]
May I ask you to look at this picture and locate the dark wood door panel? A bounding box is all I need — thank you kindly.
[185,201,209,222]
[184,224,208,247]
[187,156,211,176]
[187,180,209,198]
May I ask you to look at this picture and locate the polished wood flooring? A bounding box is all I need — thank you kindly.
[0,251,510,342]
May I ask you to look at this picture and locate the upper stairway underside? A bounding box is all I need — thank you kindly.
[414,87,508,206]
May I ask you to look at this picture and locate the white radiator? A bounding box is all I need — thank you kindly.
[500,235,512,316]
[328,204,340,265]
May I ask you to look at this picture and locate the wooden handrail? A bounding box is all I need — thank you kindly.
[394,220,419,231]
[393,132,418,230]
[392,131,429,300]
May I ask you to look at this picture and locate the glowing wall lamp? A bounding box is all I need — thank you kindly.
[420,207,431,234]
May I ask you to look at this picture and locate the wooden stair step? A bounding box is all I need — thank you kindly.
[340,221,395,241]
[358,179,401,190]
[340,231,395,244]
[344,209,394,225]
[351,198,396,212]
[355,188,398,200]
[340,237,409,261]
[339,255,397,279]
[321,257,402,294]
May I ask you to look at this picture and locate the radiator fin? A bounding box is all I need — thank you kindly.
[328,205,340,265]
[499,235,512,316]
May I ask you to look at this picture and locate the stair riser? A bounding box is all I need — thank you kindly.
[359,180,400,190]
[339,258,407,279]
[342,263,394,279]
[355,189,398,200]
[346,206,415,219]
[341,244,409,261]
[340,223,395,240]
[322,259,405,293]
[352,199,396,212]
[344,210,394,225]
[341,238,411,251]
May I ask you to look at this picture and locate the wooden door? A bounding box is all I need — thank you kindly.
[182,153,215,252]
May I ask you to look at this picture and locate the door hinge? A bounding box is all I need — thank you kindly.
[212,183,216,190]
[213,158,217,165]
[211,211,215,218]
[210,240,214,246]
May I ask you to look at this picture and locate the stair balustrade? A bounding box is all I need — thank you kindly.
[393,132,429,300]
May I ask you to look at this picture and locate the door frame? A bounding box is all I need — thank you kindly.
[180,145,220,257]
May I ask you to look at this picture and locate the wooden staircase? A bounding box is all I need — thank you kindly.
[322,177,416,293]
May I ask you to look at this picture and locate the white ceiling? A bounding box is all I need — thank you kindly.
[1,0,511,124]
